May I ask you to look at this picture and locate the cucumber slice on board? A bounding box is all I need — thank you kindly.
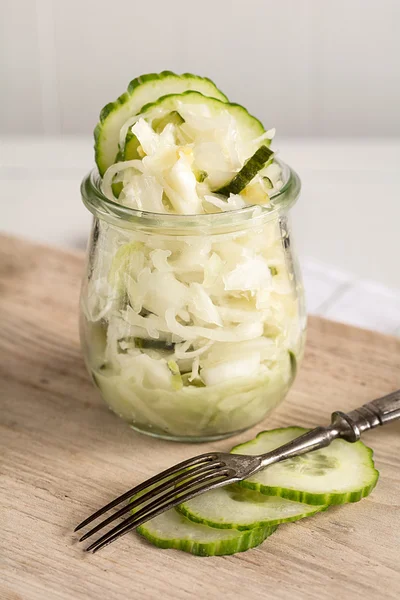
[178,485,326,531]
[215,146,274,196]
[136,508,277,556]
[232,427,379,505]
[94,72,228,175]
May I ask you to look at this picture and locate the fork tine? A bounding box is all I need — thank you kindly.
[87,470,232,553]
[74,453,216,532]
[79,461,225,542]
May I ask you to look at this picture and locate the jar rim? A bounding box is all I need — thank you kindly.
[81,159,301,233]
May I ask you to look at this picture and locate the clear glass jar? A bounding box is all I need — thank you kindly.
[79,162,306,442]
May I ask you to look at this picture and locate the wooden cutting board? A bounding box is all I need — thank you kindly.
[1,234,399,600]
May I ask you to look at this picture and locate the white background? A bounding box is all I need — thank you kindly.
[1,0,399,331]
[2,0,400,138]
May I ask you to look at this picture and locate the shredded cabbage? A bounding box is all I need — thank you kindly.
[122,175,166,212]
[131,119,175,156]
[150,249,172,272]
[165,308,264,342]
[163,151,203,214]
[102,159,145,201]
[173,340,213,360]
[223,254,272,291]
[187,283,223,326]
[203,194,246,212]
[201,353,261,386]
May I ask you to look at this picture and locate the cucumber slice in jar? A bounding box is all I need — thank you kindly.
[232,427,379,505]
[152,110,185,133]
[131,91,265,142]
[94,71,228,175]
[215,145,274,196]
[178,485,326,530]
[121,131,141,161]
[288,350,297,384]
[136,508,277,556]
[110,138,141,197]
[114,92,269,204]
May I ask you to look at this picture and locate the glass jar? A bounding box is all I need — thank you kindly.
[79,161,306,442]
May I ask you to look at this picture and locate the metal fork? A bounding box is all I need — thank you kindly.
[75,390,400,552]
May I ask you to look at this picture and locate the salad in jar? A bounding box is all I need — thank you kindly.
[80,71,306,441]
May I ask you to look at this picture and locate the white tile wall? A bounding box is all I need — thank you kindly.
[0,1,43,133]
[2,0,400,137]
[312,0,400,137]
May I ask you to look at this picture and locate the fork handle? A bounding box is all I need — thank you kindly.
[258,389,400,468]
[331,388,400,442]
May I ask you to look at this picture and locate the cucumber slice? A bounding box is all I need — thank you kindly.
[133,338,175,351]
[232,427,379,505]
[288,350,297,383]
[122,91,266,156]
[153,110,184,133]
[111,181,123,198]
[215,146,274,196]
[178,485,326,530]
[137,508,277,556]
[122,131,142,161]
[263,176,273,189]
[94,72,228,175]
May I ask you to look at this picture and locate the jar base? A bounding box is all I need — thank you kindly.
[129,423,250,443]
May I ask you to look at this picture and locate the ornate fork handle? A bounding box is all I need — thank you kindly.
[333,389,400,442]
[259,389,400,468]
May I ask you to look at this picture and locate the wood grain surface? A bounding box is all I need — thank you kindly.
[1,234,399,600]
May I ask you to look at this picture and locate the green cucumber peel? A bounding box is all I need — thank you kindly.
[134,338,175,351]
[263,176,273,189]
[288,350,297,383]
[121,131,142,161]
[215,146,274,197]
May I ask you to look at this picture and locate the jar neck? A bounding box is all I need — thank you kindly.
[81,160,301,236]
